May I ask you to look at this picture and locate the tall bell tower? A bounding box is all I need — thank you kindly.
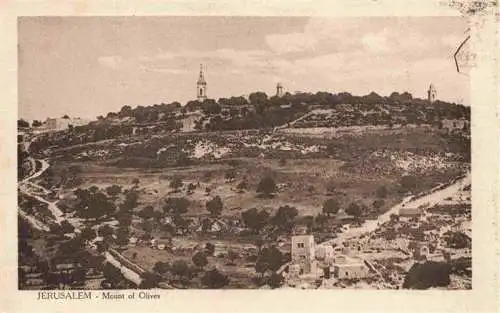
[276,82,284,97]
[427,83,437,104]
[197,64,207,102]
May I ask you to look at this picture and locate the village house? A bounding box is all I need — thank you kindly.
[315,244,334,261]
[291,235,317,275]
[398,207,424,221]
[411,242,430,261]
[329,255,370,280]
[288,234,372,285]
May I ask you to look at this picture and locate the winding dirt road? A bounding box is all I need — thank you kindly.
[19,137,79,229]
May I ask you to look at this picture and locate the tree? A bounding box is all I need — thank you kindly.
[173,215,189,233]
[205,243,215,256]
[89,185,99,194]
[153,261,170,275]
[322,198,340,216]
[206,196,223,217]
[71,267,87,286]
[18,119,30,128]
[117,213,132,229]
[170,176,183,191]
[60,220,75,233]
[315,213,328,228]
[255,246,284,276]
[224,169,237,182]
[80,227,96,242]
[185,100,202,112]
[138,205,156,219]
[139,272,161,289]
[303,215,315,232]
[140,220,154,234]
[75,188,116,219]
[98,224,114,237]
[255,259,269,278]
[187,183,196,194]
[115,227,130,246]
[201,99,221,115]
[346,202,363,218]
[201,269,229,289]
[192,251,208,269]
[241,208,269,233]
[249,92,268,106]
[32,120,42,127]
[227,249,238,264]
[390,213,400,222]
[372,199,385,210]
[106,185,122,197]
[271,205,298,231]
[363,91,384,105]
[163,197,190,215]
[444,231,471,249]
[256,176,277,198]
[119,105,133,118]
[400,175,418,193]
[122,190,139,212]
[267,272,284,288]
[403,261,451,289]
[170,260,190,281]
[103,262,124,284]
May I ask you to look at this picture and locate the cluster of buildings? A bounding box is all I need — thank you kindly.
[19,116,90,134]
[286,235,371,286]
[41,117,90,132]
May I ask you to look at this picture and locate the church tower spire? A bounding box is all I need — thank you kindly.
[197,64,207,102]
[427,83,437,104]
[276,82,284,97]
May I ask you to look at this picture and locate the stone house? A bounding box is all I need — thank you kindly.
[291,235,316,274]
[399,207,424,221]
[330,256,369,280]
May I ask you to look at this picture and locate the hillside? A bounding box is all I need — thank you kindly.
[28,91,469,154]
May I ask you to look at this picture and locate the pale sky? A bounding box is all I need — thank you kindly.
[19,16,470,121]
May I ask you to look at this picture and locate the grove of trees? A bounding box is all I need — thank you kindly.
[256,176,277,198]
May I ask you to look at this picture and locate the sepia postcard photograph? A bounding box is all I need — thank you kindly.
[17,15,473,291]
[1,1,499,313]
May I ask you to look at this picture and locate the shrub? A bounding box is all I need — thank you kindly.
[163,197,190,215]
[256,176,277,197]
[241,208,270,233]
[206,196,223,217]
[271,205,298,231]
[322,198,340,216]
[267,272,284,288]
[346,202,363,218]
[170,176,183,190]
[192,252,208,269]
[400,175,418,193]
[205,243,215,256]
[170,260,191,281]
[201,269,229,289]
[403,261,451,289]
